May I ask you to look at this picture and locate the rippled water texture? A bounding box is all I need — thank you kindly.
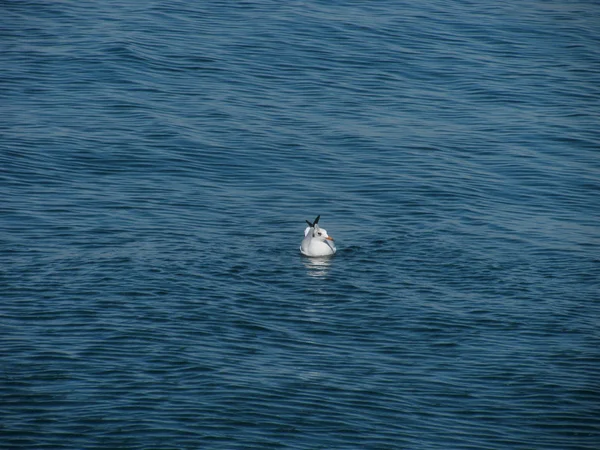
[2,1,599,448]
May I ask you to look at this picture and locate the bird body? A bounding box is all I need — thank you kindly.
[300,215,336,257]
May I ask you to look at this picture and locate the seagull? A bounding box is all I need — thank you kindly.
[300,215,336,257]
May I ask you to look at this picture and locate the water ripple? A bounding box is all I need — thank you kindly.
[2,0,599,449]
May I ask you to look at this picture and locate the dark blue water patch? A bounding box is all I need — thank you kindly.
[2,0,600,449]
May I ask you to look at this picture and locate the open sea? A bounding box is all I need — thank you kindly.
[2,1,599,448]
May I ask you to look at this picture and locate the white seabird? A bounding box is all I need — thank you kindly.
[300,215,336,257]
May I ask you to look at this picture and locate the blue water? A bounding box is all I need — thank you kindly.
[2,1,599,448]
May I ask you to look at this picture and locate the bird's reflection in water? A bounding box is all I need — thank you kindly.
[303,256,333,278]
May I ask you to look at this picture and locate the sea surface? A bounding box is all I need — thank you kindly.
[2,1,599,449]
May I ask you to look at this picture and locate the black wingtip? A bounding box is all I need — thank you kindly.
[305,215,321,228]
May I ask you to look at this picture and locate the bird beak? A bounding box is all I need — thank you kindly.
[326,236,334,241]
